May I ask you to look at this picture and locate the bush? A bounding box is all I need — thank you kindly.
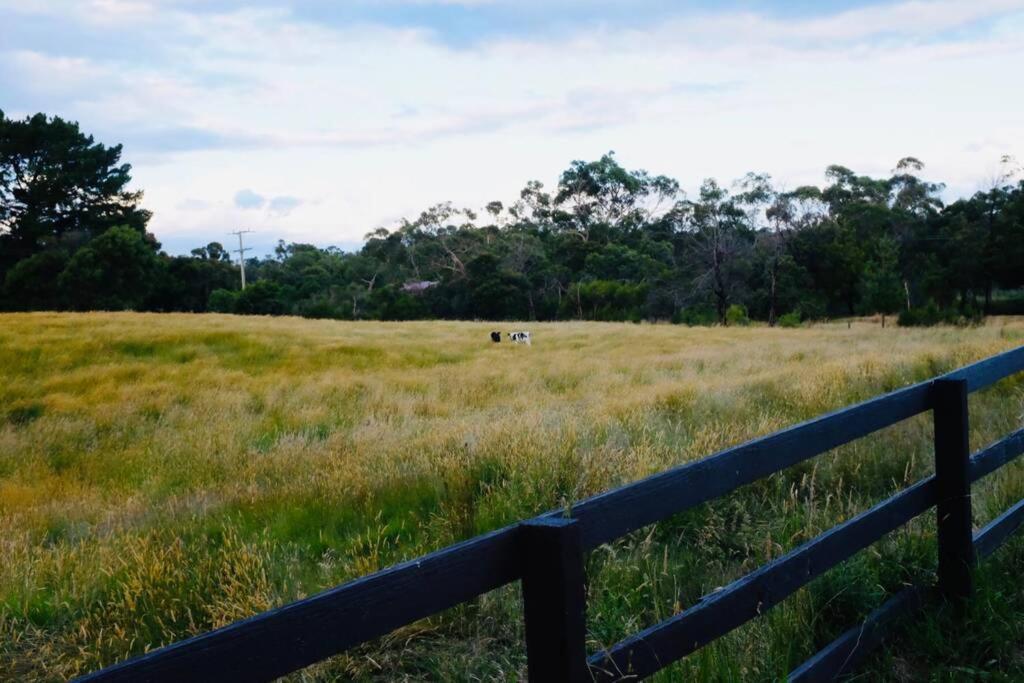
[793,296,827,321]
[673,305,717,326]
[2,249,69,310]
[208,289,238,313]
[568,280,648,321]
[296,298,345,320]
[898,302,984,327]
[987,297,1024,316]
[234,281,286,315]
[725,304,750,326]
[777,311,802,328]
[899,303,942,327]
[57,226,158,310]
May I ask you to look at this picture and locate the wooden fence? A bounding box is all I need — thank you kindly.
[78,345,1024,682]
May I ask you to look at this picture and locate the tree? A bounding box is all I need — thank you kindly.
[2,128,1021,326]
[208,289,239,313]
[466,253,529,320]
[754,185,825,324]
[888,157,944,217]
[554,151,678,242]
[3,249,69,310]
[393,202,485,282]
[233,280,286,315]
[190,241,231,262]
[0,111,151,281]
[148,248,237,312]
[992,181,1024,291]
[860,237,903,327]
[674,179,753,324]
[57,225,159,310]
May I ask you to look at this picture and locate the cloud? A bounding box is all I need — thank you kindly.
[234,189,265,209]
[120,126,262,153]
[268,196,303,215]
[231,190,302,215]
[176,198,212,210]
[3,0,1022,254]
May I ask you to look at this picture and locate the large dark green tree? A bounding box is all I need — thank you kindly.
[674,179,754,324]
[859,236,903,327]
[0,111,151,283]
[58,225,159,310]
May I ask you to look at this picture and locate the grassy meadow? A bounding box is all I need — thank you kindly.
[2,313,1024,681]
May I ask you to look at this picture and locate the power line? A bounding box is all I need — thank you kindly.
[229,230,253,289]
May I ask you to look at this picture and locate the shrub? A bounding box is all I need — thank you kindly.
[3,249,69,310]
[777,311,802,328]
[568,280,648,321]
[987,296,1024,316]
[208,289,238,313]
[234,281,286,315]
[296,298,345,320]
[794,296,827,321]
[673,305,717,326]
[898,302,984,327]
[725,304,750,326]
[58,226,158,311]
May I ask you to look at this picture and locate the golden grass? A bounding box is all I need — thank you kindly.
[2,313,1024,681]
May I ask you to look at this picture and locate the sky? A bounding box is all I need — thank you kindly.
[2,0,1023,257]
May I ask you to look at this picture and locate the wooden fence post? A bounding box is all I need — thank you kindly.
[933,378,974,600]
[520,517,588,683]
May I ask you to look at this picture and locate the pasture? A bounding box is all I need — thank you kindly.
[2,313,1024,681]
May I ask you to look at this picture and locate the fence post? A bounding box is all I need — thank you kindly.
[520,517,588,683]
[933,378,974,601]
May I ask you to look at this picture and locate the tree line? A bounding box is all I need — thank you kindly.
[2,111,1023,325]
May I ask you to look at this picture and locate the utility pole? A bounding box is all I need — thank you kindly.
[230,230,253,289]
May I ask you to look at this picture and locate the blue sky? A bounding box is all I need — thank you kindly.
[2,0,1023,256]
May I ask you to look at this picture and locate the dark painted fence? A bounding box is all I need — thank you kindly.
[78,345,1024,682]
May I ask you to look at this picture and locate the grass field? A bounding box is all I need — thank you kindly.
[2,313,1024,681]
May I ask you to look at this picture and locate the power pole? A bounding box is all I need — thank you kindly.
[230,230,253,289]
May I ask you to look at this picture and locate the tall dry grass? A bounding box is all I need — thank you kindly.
[1,313,1023,681]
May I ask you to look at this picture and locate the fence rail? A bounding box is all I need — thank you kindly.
[79,345,1024,682]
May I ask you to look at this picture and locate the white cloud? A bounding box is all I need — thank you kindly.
[668,0,1024,45]
[3,0,1023,251]
[234,189,266,209]
[268,196,302,216]
[6,50,108,97]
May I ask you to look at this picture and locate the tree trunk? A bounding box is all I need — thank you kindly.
[714,245,727,325]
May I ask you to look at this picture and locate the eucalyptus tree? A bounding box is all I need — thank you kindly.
[553,151,679,243]
[396,202,484,281]
[673,178,754,324]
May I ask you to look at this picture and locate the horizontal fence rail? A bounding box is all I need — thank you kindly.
[78,345,1024,682]
[788,585,931,682]
[587,476,939,681]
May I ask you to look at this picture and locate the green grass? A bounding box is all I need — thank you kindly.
[1,312,1024,681]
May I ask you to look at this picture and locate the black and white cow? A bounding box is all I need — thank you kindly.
[508,331,531,345]
[490,331,501,343]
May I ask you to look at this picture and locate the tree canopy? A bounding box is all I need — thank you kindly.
[1,113,1022,324]
[0,111,151,278]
